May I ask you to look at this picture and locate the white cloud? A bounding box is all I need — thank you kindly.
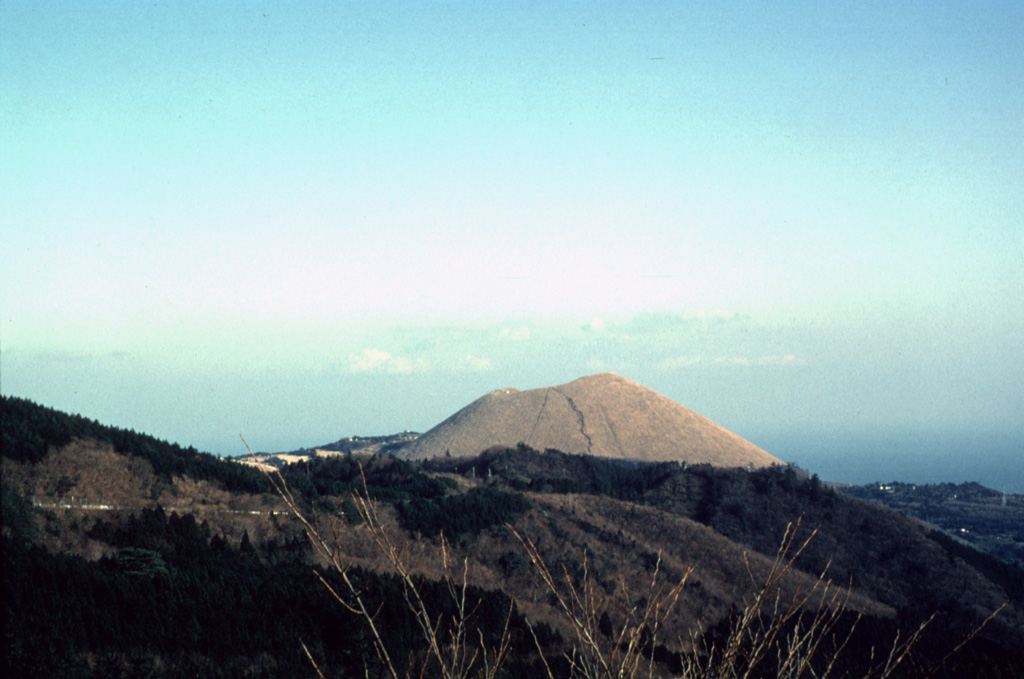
[732,354,802,367]
[500,326,531,341]
[693,309,736,320]
[459,353,493,372]
[344,348,428,374]
[617,310,740,334]
[660,354,802,370]
[659,356,706,370]
[761,356,798,366]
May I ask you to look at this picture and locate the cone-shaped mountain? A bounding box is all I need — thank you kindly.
[398,373,782,467]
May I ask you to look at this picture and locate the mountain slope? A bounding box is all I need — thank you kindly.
[399,372,781,467]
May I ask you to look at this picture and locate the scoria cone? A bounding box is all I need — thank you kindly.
[398,373,782,467]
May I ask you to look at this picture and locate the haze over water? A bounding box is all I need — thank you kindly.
[2,3,1022,492]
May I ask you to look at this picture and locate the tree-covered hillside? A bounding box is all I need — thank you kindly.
[3,500,544,679]
[1,398,546,678]
[2,395,267,493]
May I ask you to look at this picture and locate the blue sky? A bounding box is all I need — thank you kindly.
[2,2,1022,490]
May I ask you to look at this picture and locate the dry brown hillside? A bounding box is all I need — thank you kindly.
[1,438,297,558]
[399,373,781,467]
[295,489,895,656]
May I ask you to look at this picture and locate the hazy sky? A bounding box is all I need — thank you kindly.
[2,2,1022,489]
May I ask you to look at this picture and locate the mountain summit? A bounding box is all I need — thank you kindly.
[398,373,782,467]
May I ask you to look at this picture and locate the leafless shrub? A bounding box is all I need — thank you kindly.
[244,436,512,679]
[510,523,689,679]
[677,520,927,679]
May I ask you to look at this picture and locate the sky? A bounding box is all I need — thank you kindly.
[2,2,1022,491]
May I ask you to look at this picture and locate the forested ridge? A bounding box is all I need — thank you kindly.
[2,395,267,493]
[486,446,1024,611]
